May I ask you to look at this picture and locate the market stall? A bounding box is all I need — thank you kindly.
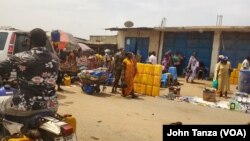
[78,67,112,94]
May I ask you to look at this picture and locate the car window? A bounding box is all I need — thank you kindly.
[45,39,53,52]
[14,33,53,53]
[14,34,29,53]
[0,32,8,50]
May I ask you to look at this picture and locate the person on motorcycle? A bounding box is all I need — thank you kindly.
[0,28,59,117]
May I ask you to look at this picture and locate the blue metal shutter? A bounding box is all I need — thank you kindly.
[137,38,149,63]
[163,32,213,75]
[220,32,250,68]
[125,37,136,53]
[125,37,149,63]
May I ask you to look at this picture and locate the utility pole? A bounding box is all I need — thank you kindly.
[216,15,223,26]
[160,17,166,27]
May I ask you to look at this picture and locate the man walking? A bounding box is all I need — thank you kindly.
[112,48,125,93]
[148,51,157,64]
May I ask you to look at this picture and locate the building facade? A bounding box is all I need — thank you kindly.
[106,26,250,77]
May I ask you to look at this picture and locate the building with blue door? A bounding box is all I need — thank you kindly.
[106,27,160,64]
[161,32,213,75]
[219,32,250,68]
[106,26,250,77]
[125,37,149,63]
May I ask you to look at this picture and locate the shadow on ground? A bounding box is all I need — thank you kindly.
[57,93,67,100]
[123,97,144,100]
[59,101,74,107]
[85,92,113,98]
[189,81,205,85]
[59,89,77,94]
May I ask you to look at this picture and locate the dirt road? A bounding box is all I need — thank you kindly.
[57,79,249,141]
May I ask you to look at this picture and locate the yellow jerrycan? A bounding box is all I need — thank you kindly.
[64,75,71,86]
[64,114,77,133]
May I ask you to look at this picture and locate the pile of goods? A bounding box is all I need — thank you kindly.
[78,68,109,94]
[229,92,250,113]
[78,68,108,85]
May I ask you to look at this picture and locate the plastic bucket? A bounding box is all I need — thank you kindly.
[238,70,250,94]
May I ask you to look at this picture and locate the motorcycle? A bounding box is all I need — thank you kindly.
[0,76,77,141]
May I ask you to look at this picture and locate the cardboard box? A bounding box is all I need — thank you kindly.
[203,90,216,102]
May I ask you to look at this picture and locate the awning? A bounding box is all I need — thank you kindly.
[78,43,93,51]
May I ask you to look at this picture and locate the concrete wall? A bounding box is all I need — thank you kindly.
[210,31,221,76]
[89,35,117,44]
[114,28,248,78]
[117,30,223,75]
[158,31,164,64]
[117,30,161,60]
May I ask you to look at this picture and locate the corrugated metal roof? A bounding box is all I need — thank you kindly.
[105,27,154,31]
[85,41,117,45]
[106,26,250,32]
[155,26,250,32]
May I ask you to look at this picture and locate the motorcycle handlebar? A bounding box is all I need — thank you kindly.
[0,76,18,88]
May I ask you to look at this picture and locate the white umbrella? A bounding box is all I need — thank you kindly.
[78,43,93,51]
[104,49,110,53]
[78,43,95,55]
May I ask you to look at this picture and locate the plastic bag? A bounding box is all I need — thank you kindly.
[212,79,218,89]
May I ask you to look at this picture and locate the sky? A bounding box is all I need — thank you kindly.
[1,0,250,39]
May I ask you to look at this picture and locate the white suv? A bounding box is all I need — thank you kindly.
[0,27,54,61]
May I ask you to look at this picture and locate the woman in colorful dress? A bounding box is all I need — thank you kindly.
[185,52,199,83]
[121,52,137,98]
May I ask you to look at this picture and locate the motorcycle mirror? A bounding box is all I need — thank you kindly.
[4,84,11,89]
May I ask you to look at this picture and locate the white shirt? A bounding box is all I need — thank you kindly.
[148,55,157,64]
[241,59,250,70]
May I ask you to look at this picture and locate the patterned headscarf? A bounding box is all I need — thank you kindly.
[224,56,228,61]
[218,55,224,62]
[218,55,224,59]
[164,50,172,58]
